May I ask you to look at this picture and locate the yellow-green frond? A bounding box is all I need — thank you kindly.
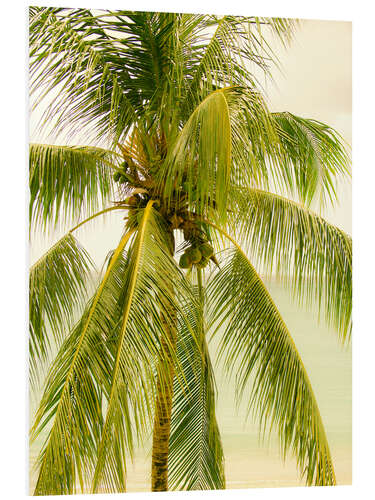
[31,229,135,496]
[29,143,116,231]
[271,112,351,206]
[29,233,93,385]
[207,243,336,486]
[91,203,199,493]
[228,187,352,342]
[169,273,225,490]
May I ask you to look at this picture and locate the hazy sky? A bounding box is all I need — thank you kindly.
[30,17,352,265]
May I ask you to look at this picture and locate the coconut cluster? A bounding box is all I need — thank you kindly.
[113,156,216,267]
[179,242,214,269]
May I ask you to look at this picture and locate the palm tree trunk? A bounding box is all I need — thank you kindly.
[151,230,176,491]
[151,329,176,490]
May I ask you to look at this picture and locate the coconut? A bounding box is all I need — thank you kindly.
[200,243,214,258]
[179,253,192,269]
[126,195,138,206]
[124,172,135,183]
[187,247,202,264]
[196,256,209,269]
[113,171,121,182]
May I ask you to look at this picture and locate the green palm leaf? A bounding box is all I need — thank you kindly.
[31,229,136,495]
[29,232,93,385]
[29,143,116,230]
[161,87,232,221]
[29,8,141,144]
[168,273,225,490]
[29,10,296,147]
[271,112,350,206]
[30,206,197,496]
[90,202,197,493]
[90,202,161,493]
[182,16,297,112]
[161,86,280,223]
[228,187,352,341]
[207,244,336,486]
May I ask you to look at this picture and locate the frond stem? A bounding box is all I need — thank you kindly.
[69,205,127,233]
[30,206,127,272]
[92,199,155,492]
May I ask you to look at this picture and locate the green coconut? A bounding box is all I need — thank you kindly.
[196,256,209,269]
[126,195,138,206]
[187,247,202,264]
[113,171,121,182]
[200,243,214,258]
[179,253,192,269]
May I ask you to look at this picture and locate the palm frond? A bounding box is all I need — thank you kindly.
[91,202,198,493]
[168,273,225,490]
[161,87,233,222]
[271,112,351,206]
[29,8,141,144]
[161,86,281,223]
[29,10,297,146]
[29,233,93,385]
[31,229,135,496]
[90,202,159,493]
[207,242,336,486]
[182,15,297,113]
[29,143,116,231]
[228,187,352,342]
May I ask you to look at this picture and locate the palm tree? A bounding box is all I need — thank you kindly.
[29,8,352,496]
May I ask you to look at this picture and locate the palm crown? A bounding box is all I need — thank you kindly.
[29,8,352,496]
